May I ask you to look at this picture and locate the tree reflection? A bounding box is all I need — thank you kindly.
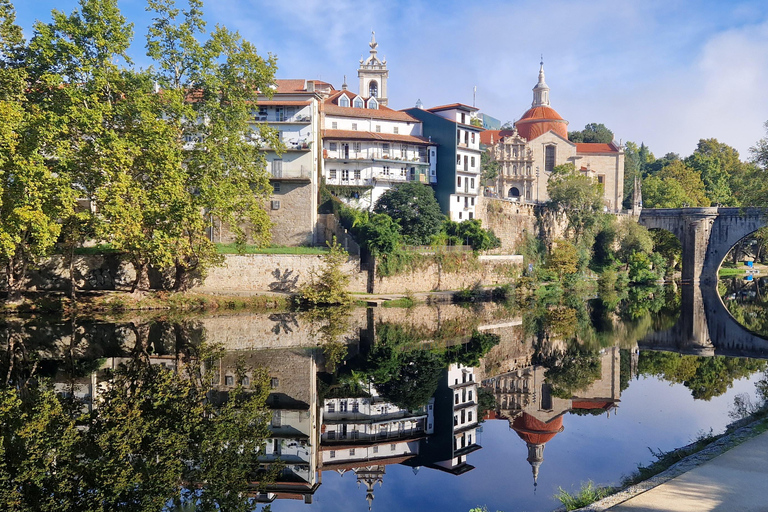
[0,339,273,512]
[638,351,767,400]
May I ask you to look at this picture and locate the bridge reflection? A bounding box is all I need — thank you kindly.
[640,283,768,358]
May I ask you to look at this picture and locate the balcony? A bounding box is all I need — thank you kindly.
[253,114,311,124]
[270,166,312,181]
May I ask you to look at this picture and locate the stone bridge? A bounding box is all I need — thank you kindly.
[639,284,768,359]
[638,207,767,283]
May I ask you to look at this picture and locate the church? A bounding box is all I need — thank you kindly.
[481,62,624,212]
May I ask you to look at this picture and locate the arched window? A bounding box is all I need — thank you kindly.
[339,95,349,107]
[369,80,378,98]
[353,96,364,108]
[545,145,556,172]
[508,187,520,198]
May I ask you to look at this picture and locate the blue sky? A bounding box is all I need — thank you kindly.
[13,0,768,158]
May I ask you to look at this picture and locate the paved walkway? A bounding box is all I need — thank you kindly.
[602,429,768,511]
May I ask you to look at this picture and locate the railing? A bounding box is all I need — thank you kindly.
[270,166,311,180]
[401,244,472,253]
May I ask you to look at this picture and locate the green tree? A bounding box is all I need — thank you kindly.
[373,182,445,245]
[642,160,710,208]
[546,163,604,241]
[0,1,76,298]
[738,122,768,206]
[545,240,579,279]
[354,212,402,255]
[481,150,500,183]
[298,239,351,306]
[442,219,501,251]
[568,122,614,144]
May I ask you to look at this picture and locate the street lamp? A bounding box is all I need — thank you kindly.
[536,166,540,204]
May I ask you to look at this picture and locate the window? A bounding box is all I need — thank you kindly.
[545,145,556,172]
[464,196,468,207]
[469,212,473,219]
[457,129,461,141]
[242,376,250,387]
[329,169,337,179]
[368,97,378,109]
[457,177,461,187]
[353,142,361,151]
[459,212,462,219]
[339,95,349,107]
[471,178,475,189]
[400,144,407,157]
[471,132,475,144]
[329,450,336,458]
[464,131,469,145]
[468,411,473,422]
[456,196,460,203]
[390,444,397,451]
[471,197,474,206]
[329,142,337,151]
[327,402,335,412]
[383,165,390,176]
[331,121,338,129]
[353,97,364,108]
[376,125,381,133]
[455,393,459,405]
[393,126,399,134]
[349,449,356,456]
[272,182,281,193]
[354,169,361,180]
[382,143,390,155]
[454,415,458,426]
[461,113,466,124]
[373,445,379,453]
[598,174,605,184]
[328,430,336,440]
[469,390,473,401]
[400,167,406,177]
[342,169,349,181]
[270,378,279,388]
[456,154,461,165]
[369,80,378,98]
[470,156,475,168]
[351,122,358,131]
[225,375,234,386]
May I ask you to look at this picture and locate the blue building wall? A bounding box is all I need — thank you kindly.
[403,108,457,216]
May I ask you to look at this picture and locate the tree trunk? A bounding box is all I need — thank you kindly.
[131,261,149,293]
[67,246,77,301]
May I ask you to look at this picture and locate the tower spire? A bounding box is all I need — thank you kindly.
[532,58,550,108]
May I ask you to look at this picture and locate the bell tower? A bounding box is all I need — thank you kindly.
[358,31,389,106]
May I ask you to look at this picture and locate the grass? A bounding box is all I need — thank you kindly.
[555,480,615,510]
[215,243,329,255]
[719,267,747,277]
[381,297,415,308]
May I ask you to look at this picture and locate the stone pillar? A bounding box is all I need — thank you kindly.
[680,210,717,283]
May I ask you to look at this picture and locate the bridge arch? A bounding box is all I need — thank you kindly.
[638,207,767,283]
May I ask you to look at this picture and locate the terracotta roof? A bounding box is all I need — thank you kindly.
[427,103,479,113]
[480,129,519,146]
[322,129,432,145]
[515,106,569,141]
[511,412,564,445]
[324,93,418,122]
[575,143,618,154]
[571,400,615,410]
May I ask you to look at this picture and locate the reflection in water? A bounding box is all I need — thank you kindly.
[1,289,768,511]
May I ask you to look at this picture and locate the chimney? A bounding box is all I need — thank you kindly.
[306,80,315,93]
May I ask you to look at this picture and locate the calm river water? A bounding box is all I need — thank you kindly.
[2,279,767,512]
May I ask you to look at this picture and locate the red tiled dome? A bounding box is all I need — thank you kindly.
[511,413,564,445]
[515,106,568,141]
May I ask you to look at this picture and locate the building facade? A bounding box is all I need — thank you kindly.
[481,63,625,211]
[404,104,484,221]
[321,35,437,210]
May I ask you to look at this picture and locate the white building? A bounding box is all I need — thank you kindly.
[321,34,437,210]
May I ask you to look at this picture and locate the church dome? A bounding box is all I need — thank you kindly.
[511,412,564,445]
[515,106,568,141]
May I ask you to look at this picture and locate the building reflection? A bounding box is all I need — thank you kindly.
[481,346,622,486]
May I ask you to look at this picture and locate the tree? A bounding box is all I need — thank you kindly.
[568,122,614,144]
[298,239,351,306]
[0,1,77,298]
[642,160,710,208]
[353,212,402,255]
[373,182,445,245]
[739,122,768,206]
[442,219,501,251]
[545,240,579,279]
[480,150,499,183]
[546,163,604,241]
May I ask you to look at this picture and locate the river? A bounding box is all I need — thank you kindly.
[1,278,766,512]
